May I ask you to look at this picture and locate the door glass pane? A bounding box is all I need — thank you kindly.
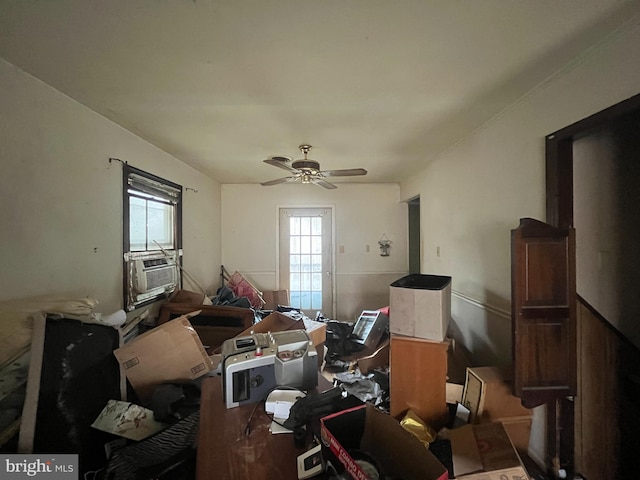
[290,236,300,254]
[300,254,311,272]
[290,217,300,235]
[301,217,310,235]
[301,235,311,254]
[311,217,322,235]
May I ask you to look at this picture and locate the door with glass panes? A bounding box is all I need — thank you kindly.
[279,208,333,318]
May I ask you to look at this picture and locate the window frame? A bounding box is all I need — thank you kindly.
[122,164,183,311]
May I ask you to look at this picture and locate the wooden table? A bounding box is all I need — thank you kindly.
[196,374,332,480]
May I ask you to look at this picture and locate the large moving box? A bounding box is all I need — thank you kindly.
[114,315,213,403]
[389,274,452,341]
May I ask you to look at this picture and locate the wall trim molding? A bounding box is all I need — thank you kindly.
[452,289,510,319]
[335,271,408,276]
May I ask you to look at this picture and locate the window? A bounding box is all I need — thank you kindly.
[123,165,182,311]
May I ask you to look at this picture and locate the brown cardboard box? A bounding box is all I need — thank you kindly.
[500,416,533,453]
[320,403,448,480]
[302,317,327,347]
[237,311,302,336]
[462,366,531,423]
[449,422,530,479]
[446,337,472,404]
[390,334,449,429]
[113,315,213,403]
[159,304,254,354]
[237,311,327,368]
[237,311,326,347]
[262,290,289,310]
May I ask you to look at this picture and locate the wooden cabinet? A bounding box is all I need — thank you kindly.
[511,218,576,408]
[390,335,449,428]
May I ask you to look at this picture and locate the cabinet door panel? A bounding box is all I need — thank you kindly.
[511,218,576,408]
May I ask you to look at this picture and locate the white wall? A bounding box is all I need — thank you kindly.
[0,59,222,315]
[221,183,407,320]
[402,21,640,364]
[401,21,640,465]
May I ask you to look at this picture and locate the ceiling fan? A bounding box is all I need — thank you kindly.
[261,144,367,189]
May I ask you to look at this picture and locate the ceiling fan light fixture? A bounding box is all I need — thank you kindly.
[261,143,367,189]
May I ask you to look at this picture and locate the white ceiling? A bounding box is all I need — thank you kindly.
[1,0,639,185]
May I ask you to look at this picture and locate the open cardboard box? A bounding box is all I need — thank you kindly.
[237,311,327,347]
[113,313,213,404]
[236,311,327,368]
[320,403,448,480]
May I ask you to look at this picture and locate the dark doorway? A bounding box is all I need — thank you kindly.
[546,92,640,480]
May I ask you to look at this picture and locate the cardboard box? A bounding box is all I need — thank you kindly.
[237,311,302,336]
[262,290,289,310]
[237,311,327,368]
[389,274,452,341]
[499,416,532,453]
[462,366,531,423]
[237,311,326,347]
[113,315,213,403]
[449,422,530,479]
[320,403,448,480]
[390,335,449,429]
[159,304,255,354]
[446,337,472,404]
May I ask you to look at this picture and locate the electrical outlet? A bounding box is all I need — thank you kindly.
[437,246,440,257]
[365,244,370,253]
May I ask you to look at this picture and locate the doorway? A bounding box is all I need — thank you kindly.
[278,207,334,318]
[546,92,640,480]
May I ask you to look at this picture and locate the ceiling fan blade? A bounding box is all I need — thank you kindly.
[321,168,367,177]
[263,156,299,173]
[311,177,338,189]
[261,176,298,186]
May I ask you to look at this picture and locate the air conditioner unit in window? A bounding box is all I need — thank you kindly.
[133,255,178,294]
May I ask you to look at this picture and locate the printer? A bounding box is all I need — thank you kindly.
[220,330,318,408]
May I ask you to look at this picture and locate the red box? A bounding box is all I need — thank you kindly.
[320,404,448,480]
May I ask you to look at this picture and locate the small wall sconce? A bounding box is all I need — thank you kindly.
[378,234,391,256]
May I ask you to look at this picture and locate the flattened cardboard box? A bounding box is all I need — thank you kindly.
[114,315,213,403]
[449,422,530,480]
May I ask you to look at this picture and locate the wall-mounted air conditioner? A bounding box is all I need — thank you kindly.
[133,255,178,294]
[125,250,182,311]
